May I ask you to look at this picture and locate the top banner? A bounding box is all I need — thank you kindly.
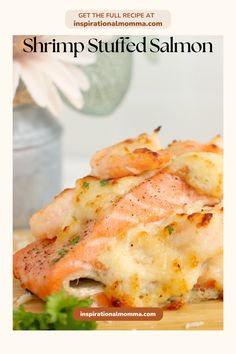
[65,10,171,29]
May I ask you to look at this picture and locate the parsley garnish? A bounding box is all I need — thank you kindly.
[51,257,61,264]
[82,181,90,189]
[58,249,68,257]
[51,249,68,264]
[167,225,174,235]
[51,237,81,264]
[13,291,96,330]
[100,179,109,186]
[69,236,81,245]
[72,215,77,222]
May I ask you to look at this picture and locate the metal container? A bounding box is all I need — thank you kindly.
[13,104,62,229]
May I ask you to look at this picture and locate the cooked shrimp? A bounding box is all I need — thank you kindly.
[90,128,171,179]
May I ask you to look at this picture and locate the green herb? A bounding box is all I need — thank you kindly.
[58,249,68,256]
[167,225,174,235]
[72,216,77,222]
[100,179,109,186]
[69,236,81,245]
[51,249,68,264]
[82,181,90,189]
[51,257,61,264]
[51,237,81,264]
[13,291,96,330]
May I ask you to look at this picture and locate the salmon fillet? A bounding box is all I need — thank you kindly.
[14,172,218,303]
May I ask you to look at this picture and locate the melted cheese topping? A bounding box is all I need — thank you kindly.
[72,172,155,226]
[168,152,223,198]
[97,207,223,307]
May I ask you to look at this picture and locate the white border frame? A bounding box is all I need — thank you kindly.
[1,1,235,353]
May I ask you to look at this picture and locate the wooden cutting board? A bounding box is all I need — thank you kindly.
[13,230,223,330]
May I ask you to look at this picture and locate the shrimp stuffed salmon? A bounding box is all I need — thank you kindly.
[13,130,223,308]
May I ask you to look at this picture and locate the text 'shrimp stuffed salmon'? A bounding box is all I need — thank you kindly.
[13,129,223,309]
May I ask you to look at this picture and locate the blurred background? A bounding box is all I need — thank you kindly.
[13,35,223,228]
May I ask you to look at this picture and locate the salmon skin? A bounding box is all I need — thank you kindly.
[14,172,216,301]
